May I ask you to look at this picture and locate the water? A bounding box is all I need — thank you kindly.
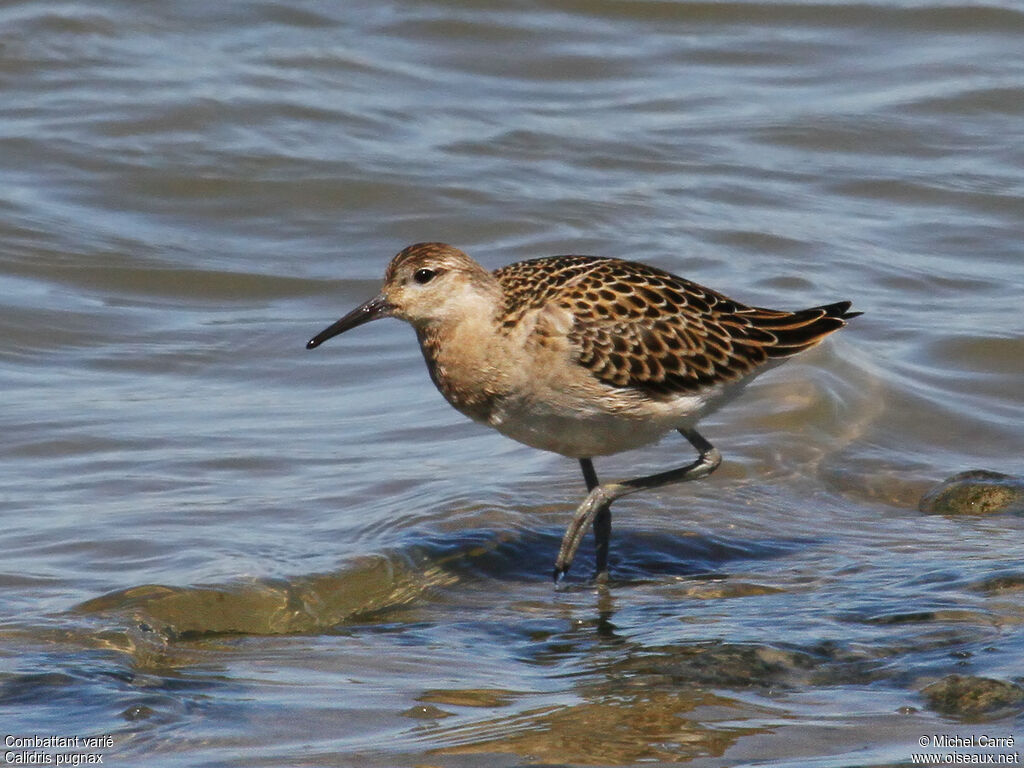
[2,0,1022,765]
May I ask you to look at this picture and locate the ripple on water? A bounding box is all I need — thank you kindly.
[2,0,1024,764]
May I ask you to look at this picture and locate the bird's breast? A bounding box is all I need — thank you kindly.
[415,325,512,424]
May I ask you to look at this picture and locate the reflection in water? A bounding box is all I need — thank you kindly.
[426,689,767,765]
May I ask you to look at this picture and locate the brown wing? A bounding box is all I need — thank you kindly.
[498,256,857,396]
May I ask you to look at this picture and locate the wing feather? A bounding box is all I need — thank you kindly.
[495,256,856,397]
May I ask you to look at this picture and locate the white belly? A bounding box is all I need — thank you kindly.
[484,390,710,458]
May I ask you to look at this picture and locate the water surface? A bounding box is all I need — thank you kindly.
[1,1,1023,765]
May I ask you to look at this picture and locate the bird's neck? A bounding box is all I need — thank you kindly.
[414,296,511,424]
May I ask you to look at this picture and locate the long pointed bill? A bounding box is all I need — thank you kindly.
[306,294,393,349]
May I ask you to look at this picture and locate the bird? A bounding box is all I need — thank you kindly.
[307,242,860,581]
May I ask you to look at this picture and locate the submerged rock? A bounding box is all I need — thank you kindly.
[921,674,1024,718]
[969,572,1024,595]
[919,470,1024,516]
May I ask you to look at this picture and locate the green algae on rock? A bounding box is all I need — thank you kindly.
[921,674,1024,719]
[919,470,1024,516]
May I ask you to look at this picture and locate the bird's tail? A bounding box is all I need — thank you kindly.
[746,301,861,358]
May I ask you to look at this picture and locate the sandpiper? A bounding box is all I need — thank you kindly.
[308,242,860,581]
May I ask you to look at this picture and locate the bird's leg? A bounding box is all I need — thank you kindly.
[553,428,722,582]
[578,458,612,577]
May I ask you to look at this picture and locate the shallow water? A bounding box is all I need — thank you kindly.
[2,0,1023,765]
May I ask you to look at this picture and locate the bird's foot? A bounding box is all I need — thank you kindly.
[553,486,614,582]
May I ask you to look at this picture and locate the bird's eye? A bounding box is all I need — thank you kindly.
[413,268,436,285]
